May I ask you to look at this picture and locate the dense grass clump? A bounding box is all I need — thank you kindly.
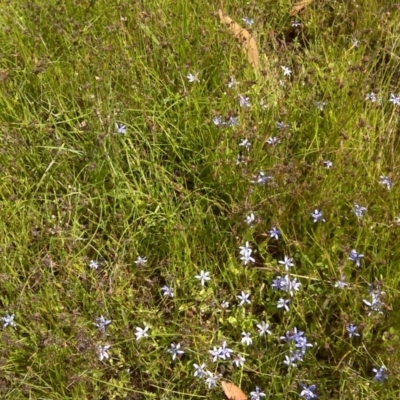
[1,0,400,398]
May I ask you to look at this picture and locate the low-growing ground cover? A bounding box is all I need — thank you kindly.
[1,0,400,398]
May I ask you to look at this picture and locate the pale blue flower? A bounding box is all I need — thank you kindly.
[256,321,272,336]
[310,209,325,223]
[241,332,252,346]
[291,20,301,27]
[168,343,184,360]
[238,291,251,306]
[97,344,111,361]
[373,366,388,382]
[299,384,318,399]
[134,256,147,267]
[193,363,207,378]
[268,226,281,240]
[187,72,199,83]
[277,298,290,311]
[2,314,16,328]
[389,93,400,105]
[242,17,254,26]
[346,324,360,338]
[233,354,246,367]
[267,136,280,145]
[239,95,251,107]
[250,386,266,400]
[115,123,126,135]
[349,249,364,267]
[135,326,149,341]
[195,270,211,286]
[94,315,112,334]
[323,160,333,169]
[278,255,294,271]
[353,203,367,217]
[239,138,251,150]
[161,285,174,298]
[281,66,292,76]
[379,176,392,189]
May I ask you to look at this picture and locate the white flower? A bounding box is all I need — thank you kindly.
[245,213,255,225]
[167,343,184,360]
[242,17,254,26]
[277,298,290,312]
[281,66,292,76]
[187,72,199,83]
[221,300,230,309]
[239,138,251,150]
[256,321,272,336]
[241,332,252,346]
[239,95,251,107]
[278,255,294,271]
[237,291,251,306]
[195,270,211,286]
[233,354,246,367]
[97,344,110,361]
[94,315,112,334]
[89,260,99,270]
[134,256,147,267]
[2,314,16,328]
[205,371,219,388]
[161,285,174,298]
[250,386,267,400]
[135,326,149,341]
[193,363,207,378]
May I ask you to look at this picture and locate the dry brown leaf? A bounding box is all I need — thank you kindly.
[218,9,259,71]
[221,381,248,400]
[289,0,314,16]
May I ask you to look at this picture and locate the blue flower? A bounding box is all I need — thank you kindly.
[299,384,318,399]
[348,249,364,267]
[346,324,360,338]
[310,209,325,223]
[373,366,388,382]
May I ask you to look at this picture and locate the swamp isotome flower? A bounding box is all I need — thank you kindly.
[241,332,252,346]
[277,121,289,130]
[221,300,230,309]
[311,209,325,223]
[89,260,99,270]
[292,20,301,27]
[97,345,110,361]
[266,136,280,145]
[268,226,281,240]
[365,92,380,103]
[187,72,199,83]
[389,93,400,105]
[315,101,327,111]
[193,363,207,378]
[213,116,223,126]
[245,213,255,225]
[299,384,318,399]
[252,171,272,185]
[237,291,251,306]
[135,326,149,341]
[272,275,301,296]
[278,256,294,271]
[363,289,385,315]
[348,249,364,267]
[250,386,266,400]
[115,123,126,135]
[373,366,388,382]
[346,324,360,338]
[242,17,254,26]
[2,314,16,328]
[205,371,219,388]
[322,160,333,169]
[233,354,246,367]
[94,315,112,334]
[239,241,255,265]
[195,270,211,286]
[277,298,290,311]
[209,341,233,362]
[239,138,251,150]
[239,95,251,107]
[161,285,174,298]
[167,343,184,360]
[379,176,392,189]
[353,203,367,218]
[228,76,235,88]
[134,256,147,267]
[256,321,272,336]
[281,66,292,76]
[334,275,348,289]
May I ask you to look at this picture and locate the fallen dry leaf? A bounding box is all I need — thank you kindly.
[218,9,259,71]
[221,381,248,400]
[289,0,314,16]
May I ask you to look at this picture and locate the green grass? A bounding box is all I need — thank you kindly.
[1,0,400,398]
